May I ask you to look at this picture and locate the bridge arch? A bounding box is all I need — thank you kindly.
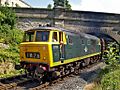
[87,32,119,45]
[87,32,120,52]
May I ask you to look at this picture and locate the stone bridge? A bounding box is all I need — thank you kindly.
[14,7,120,43]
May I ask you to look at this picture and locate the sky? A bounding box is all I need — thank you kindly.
[25,0,120,14]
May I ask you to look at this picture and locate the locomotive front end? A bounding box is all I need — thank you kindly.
[20,29,51,74]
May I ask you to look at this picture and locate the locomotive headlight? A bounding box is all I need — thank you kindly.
[43,57,46,60]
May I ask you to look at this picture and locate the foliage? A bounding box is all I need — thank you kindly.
[0,5,24,77]
[0,26,23,44]
[100,42,120,90]
[101,69,120,90]
[47,4,52,9]
[53,0,72,10]
[64,0,71,10]
[0,26,23,64]
[102,43,120,73]
[0,6,16,29]
[0,5,22,45]
[0,44,21,63]
[0,69,25,78]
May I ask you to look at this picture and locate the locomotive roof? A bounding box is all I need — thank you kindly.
[27,27,59,31]
[27,26,99,40]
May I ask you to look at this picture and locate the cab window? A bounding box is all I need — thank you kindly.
[36,31,49,42]
[66,35,73,45]
[23,31,34,42]
[82,39,85,45]
[52,32,58,42]
[87,39,91,45]
[68,36,73,44]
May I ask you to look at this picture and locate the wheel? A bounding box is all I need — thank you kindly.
[33,65,45,84]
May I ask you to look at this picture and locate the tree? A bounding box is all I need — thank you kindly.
[0,5,19,44]
[65,0,71,10]
[53,0,72,10]
[47,4,52,9]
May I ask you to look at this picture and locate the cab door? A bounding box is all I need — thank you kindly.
[52,31,66,64]
[52,31,60,62]
[59,32,65,63]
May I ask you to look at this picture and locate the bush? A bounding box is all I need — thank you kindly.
[0,25,23,44]
[0,6,16,29]
[0,27,23,64]
[0,47,19,64]
[0,5,22,45]
[0,6,24,77]
[0,5,23,63]
[100,42,120,90]
[101,69,120,90]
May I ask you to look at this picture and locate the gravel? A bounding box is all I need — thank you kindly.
[45,77,87,90]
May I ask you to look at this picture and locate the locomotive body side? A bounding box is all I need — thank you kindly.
[52,31,101,67]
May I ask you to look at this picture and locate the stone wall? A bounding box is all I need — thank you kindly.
[14,7,120,42]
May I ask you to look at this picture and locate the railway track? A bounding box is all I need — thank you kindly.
[0,74,33,90]
[0,62,105,90]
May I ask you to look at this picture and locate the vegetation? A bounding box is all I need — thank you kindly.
[53,0,72,10]
[47,4,52,9]
[0,6,24,78]
[0,6,16,29]
[93,42,120,90]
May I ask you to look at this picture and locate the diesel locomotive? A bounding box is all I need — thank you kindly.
[17,26,106,81]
